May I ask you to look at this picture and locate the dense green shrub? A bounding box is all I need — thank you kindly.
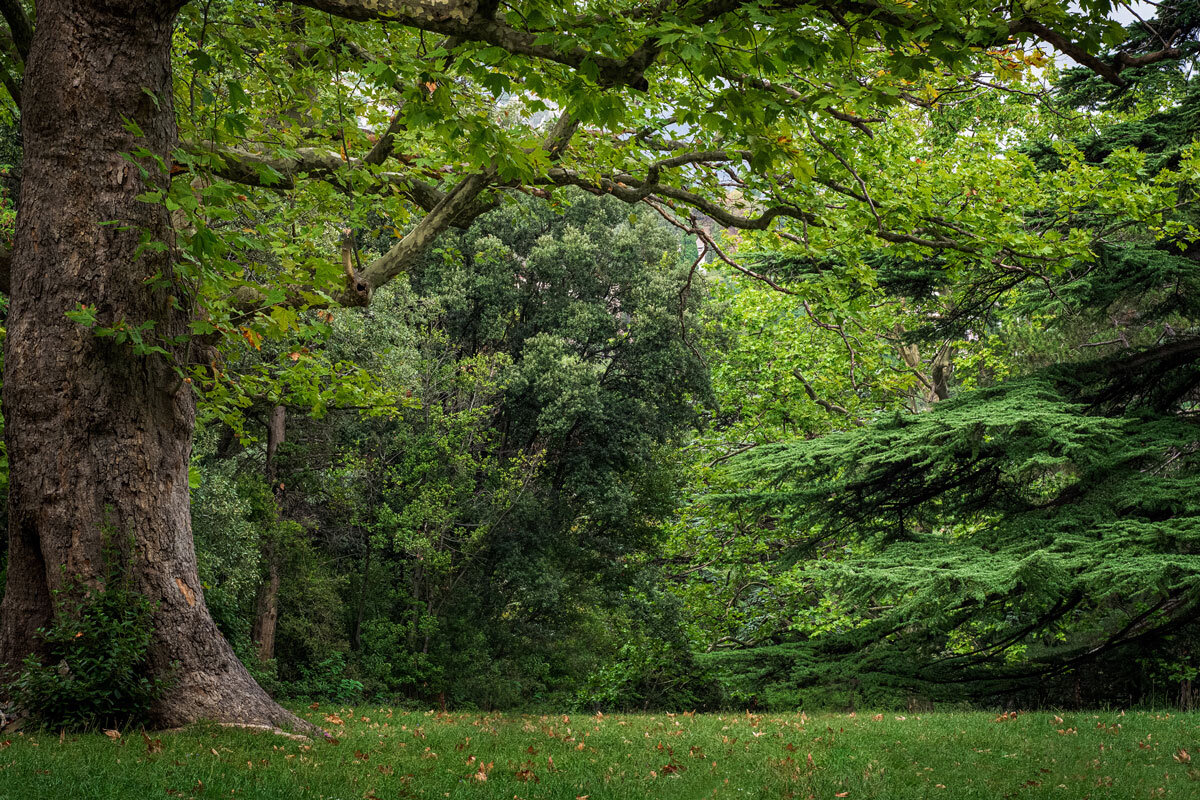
[288,652,364,701]
[9,560,167,730]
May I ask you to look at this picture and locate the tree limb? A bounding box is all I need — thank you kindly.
[792,368,856,420]
[179,140,488,227]
[1009,16,1180,87]
[285,0,656,89]
[0,0,32,64]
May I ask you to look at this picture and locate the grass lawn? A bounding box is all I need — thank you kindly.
[0,706,1196,799]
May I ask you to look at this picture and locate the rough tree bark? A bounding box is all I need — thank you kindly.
[0,0,307,730]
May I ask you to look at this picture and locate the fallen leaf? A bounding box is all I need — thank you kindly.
[104,730,121,740]
[141,730,162,754]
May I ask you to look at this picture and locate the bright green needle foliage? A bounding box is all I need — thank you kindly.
[719,325,1200,700]
[0,707,1196,799]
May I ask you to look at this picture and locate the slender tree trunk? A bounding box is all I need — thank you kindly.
[0,0,306,730]
[251,549,282,662]
[251,405,286,662]
[351,535,372,652]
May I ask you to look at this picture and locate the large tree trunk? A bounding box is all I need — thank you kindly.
[0,0,306,731]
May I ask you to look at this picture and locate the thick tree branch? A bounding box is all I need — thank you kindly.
[0,0,32,64]
[180,140,492,227]
[1009,16,1180,87]
[285,0,655,89]
[361,169,493,287]
[792,368,855,420]
[199,110,583,313]
[539,165,817,231]
[0,58,17,110]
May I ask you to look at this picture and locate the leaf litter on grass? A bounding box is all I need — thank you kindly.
[0,708,1197,799]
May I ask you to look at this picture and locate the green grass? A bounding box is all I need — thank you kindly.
[0,706,1196,799]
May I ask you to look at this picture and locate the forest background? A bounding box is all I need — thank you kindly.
[0,0,1197,723]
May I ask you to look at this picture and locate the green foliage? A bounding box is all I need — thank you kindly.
[647,3,1200,711]
[288,652,364,702]
[189,456,263,638]
[181,188,710,707]
[574,587,720,712]
[9,549,167,731]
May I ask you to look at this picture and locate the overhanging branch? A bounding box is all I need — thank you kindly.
[285,0,656,89]
[0,0,32,64]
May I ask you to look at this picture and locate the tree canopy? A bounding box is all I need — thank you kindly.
[0,0,1196,728]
